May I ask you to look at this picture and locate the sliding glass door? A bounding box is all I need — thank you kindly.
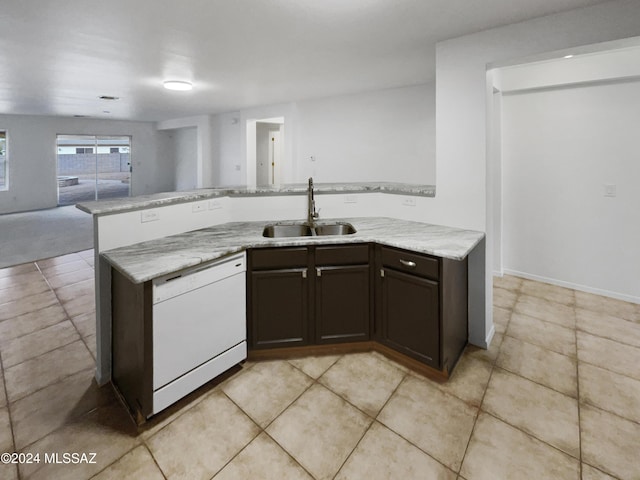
[56,135,131,206]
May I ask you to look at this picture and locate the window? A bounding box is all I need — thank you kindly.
[110,147,119,153]
[0,130,6,190]
[75,147,94,154]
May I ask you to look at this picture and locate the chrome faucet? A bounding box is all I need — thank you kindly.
[307,177,319,226]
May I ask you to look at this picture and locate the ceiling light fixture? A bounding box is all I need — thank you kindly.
[99,95,119,100]
[163,80,193,91]
[563,54,574,59]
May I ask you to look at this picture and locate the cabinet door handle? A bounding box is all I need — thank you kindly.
[316,268,322,277]
[302,269,307,279]
[399,259,417,268]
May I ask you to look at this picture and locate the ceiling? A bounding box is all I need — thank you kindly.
[0,0,610,122]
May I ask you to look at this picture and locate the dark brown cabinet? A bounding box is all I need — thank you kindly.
[379,267,439,368]
[249,247,310,349]
[248,244,371,349]
[376,245,468,374]
[315,245,370,343]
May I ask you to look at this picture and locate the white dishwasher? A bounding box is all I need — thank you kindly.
[151,252,246,415]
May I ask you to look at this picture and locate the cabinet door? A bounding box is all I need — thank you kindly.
[250,268,309,349]
[380,268,439,368]
[315,265,370,344]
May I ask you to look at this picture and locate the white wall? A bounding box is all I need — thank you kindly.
[211,112,242,186]
[296,84,435,184]
[209,83,436,187]
[0,114,167,214]
[172,127,198,191]
[501,80,640,302]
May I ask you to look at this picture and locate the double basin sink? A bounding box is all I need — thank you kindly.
[263,222,356,238]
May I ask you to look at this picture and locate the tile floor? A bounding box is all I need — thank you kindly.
[0,251,639,479]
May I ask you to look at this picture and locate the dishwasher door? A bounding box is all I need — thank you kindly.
[152,253,246,392]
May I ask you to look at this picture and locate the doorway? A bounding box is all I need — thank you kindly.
[248,117,284,187]
[56,135,131,205]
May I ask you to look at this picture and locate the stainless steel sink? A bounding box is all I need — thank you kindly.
[262,222,356,238]
[314,222,357,236]
[262,224,313,237]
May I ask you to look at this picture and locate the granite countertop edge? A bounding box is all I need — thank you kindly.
[77,182,436,216]
[102,217,484,284]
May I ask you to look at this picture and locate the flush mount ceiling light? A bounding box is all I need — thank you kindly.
[163,80,193,91]
[99,95,119,100]
[563,54,574,59]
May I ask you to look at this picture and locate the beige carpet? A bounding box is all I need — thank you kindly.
[0,206,93,268]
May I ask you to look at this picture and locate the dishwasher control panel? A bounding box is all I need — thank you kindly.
[152,252,246,304]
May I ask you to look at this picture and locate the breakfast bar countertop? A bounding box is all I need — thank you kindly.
[101,217,485,284]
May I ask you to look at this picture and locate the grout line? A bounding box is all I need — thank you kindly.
[574,298,583,480]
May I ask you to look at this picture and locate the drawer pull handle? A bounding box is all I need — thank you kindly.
[302,269,307,279]
[399,259,417,268]
[316,268,322,277]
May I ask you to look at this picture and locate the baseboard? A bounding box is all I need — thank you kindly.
[502,268,640,305]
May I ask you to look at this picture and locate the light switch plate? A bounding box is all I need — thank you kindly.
[604,184,617,197]
[402,197,417,207]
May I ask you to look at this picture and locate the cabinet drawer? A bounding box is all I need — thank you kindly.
[250,247,308,270]
[315,244,369,266]
[380,246,439,280]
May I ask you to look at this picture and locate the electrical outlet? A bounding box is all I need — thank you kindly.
[208,199,223,210]
[344,195,357,204]
[234,165,241,171]
[604,184,617,197]
[402,197,417,207]
[141,210,159,223]
[192,203,206,213]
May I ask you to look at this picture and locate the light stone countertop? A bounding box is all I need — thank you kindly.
[102,217,484,284]
[77,182,436,216]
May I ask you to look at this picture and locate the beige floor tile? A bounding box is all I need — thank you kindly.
[493,287,517,309]
[493,307,511,334]
[436,355,492,407]
[460,413,579,480]
[520,280,575,306]
[577,331,640,381]
[4,340,94,403]
[0,370,6,408]
[493,274,522,292]
[581,463,618,480]
[0,290,59,321]
[319,352,406,416]
[497,336,577,397]
[213,432,312,480]
[335,422,456,480]
[0,320,80,368]
[0,278,50,304]
[71,311,96,338]
[45,267,94,290]
[222,360,312,427]
[507,313,576,357]
[576,291,639,323]
[147,391,259,480]
[482,369,579,457]
[576,308,640,348]
[581,404,640,480]
[77,249,94,259]
[92,445,164,480]
[514,294,576,329]
[288,354,341,379]
[0,304,68,343]
[39,259,88,278]
[0,262,37,278]
[579,363,640,423]
[10,368,115,450]
[0,464,18,480]
[19,403,140,480]
[378,375,476,471]
[0,406,13,453]
[36,253,84,269]
[267,384,371,480]
[60,294,95,319]
[55,278,95,303]
[464,332,503,364]
[84,334,97,359]
[0,271,45,291]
